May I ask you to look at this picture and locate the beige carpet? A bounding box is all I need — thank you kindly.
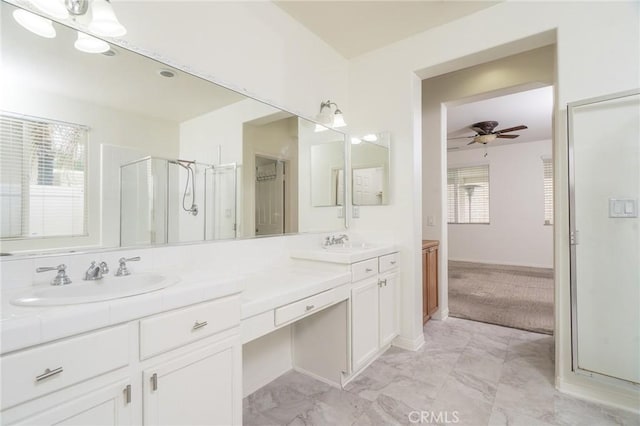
[448,261,554,334]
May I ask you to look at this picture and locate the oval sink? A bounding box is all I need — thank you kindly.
[323,242,376,252]
[11,273,178,307]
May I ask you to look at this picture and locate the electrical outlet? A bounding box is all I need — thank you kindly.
[427,216,434,226]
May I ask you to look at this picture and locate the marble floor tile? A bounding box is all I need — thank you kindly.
[244,318,636,426]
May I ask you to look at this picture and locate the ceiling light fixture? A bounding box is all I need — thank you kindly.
[315,100,347,132]
[12,9,56,38]
[74,31,110,53]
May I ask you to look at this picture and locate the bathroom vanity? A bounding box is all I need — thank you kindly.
[0,239,398,425]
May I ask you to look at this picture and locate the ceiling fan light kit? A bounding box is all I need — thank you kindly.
[449,120,528,146]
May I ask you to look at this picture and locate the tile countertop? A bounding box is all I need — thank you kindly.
[240,261,351,319]
[0,271,244,355]
[289,243,397,264]
[0,260,353,355]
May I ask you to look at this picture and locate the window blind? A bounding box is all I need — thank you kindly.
[447,165,490,224]
[543,158,553,225]
[0,113,87,239]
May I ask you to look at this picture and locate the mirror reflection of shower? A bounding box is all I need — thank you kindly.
[170,159,199,216]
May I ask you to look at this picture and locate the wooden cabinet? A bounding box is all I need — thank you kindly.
[422,240,439,324]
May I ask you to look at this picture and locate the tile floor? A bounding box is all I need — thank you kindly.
[243,317,640,426]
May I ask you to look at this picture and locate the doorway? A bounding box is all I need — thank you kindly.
[254,155,286,236]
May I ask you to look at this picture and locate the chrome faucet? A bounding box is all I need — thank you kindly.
[323,234,349,247]
[36,264,72,286]
[116,257,141,276]
[84,261,109,280]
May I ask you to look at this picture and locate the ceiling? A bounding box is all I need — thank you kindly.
[1,2,246,123]
[447,86,554,151]
[274,1,501,58]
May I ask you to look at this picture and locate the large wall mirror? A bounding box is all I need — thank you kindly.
[0,1,346,255]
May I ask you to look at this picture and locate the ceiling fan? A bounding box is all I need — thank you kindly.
[449,121,528,145]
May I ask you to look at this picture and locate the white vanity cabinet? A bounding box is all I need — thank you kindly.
[1,294,242,426]
[350,252,399,373]
[140,296,242,426]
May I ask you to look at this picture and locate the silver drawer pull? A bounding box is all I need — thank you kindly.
[192,321,208,330]
[36,367,63,382]
[390,261,396,265]
[305,304,315,311]
[365,268,373,272]
[151,373,158,391]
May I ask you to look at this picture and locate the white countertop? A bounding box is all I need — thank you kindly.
[0,259,354,355]
[0,272,244,355]
[289,244,397,264]
[240,261,350,319]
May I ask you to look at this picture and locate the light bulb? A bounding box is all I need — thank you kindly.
[351,138,362,145]
[75,31,110,53]
[89,0,126,37]
[362,134,378,142]
[31,0,69,19]
[314,124,329,133]
[13,9,56,38]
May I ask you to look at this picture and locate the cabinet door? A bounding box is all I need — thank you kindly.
[143,337,241,426]
[16,380,132,425]
[379,272,399,347]
[426,247,439,315]
[351,278,380,372]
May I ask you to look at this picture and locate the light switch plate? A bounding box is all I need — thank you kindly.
[609,198,638,218]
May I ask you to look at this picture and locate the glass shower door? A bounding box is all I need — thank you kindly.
[569,90,640,385]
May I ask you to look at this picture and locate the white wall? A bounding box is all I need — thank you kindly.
[0,84,179,252]
[448,140,553,268]
[346,0,639,409]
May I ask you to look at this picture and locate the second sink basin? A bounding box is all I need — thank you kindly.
[11,273,178,307]
[323,242,376,252]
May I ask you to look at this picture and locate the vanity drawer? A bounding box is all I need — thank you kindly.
[140,295,240,360]
[351,258,378,282]
[0,325,129,410]
[379,252,399,273]
[274,289,336,326]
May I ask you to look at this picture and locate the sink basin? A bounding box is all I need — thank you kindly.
[323,242,376,252]
[11,273,178,307]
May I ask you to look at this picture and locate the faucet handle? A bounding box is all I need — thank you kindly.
[36,264,72,286]
[116,257,140,276]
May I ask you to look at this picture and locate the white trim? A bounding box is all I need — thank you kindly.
[448,257,553,270]
[556,375,640,414]
[292,366,341,389]
[392,333,425,352]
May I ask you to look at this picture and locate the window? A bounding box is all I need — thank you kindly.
[447,165,490,224]
[543,158,553,225]
[0,113,87,239]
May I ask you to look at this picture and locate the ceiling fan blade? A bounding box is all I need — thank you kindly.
[448,135,476,140]
[471,121,498,135]
[495,125,528,134]
[470,127,488,135]
[467,140,477,145]
[496,134,519,139]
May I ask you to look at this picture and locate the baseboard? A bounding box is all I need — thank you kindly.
[293,366,342,389]
[392,333,425,351]
[431,307,449,321]
[556,375,640,414]
[449,258,553,270]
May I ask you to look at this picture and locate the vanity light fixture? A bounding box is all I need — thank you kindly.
[362,134,378,142]
[74,31,110,53]
[88,0,127,37]
[12,9,56,38]
[314,100,347,132]
[31,0,69,20]
[351,138,362,145]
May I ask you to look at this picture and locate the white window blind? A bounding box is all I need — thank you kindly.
[447,165,490,224]
[543,158,553,225]
[0,113,87,239]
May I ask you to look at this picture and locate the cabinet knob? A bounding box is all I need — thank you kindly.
[365,268,373,272]
[305,304,315,311]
